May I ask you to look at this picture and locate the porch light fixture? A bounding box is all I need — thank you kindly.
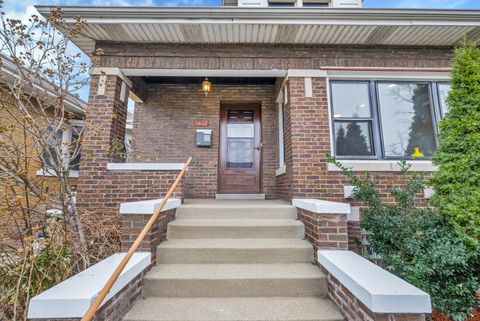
[202,77,211,96]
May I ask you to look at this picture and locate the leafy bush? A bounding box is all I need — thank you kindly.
[329,156,478,320]
[431,41,480,244]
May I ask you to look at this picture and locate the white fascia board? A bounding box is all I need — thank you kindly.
[122,69,287,78]
[27,252,151,319]
[318,250,432,313]
[120,198,182,214]
[327,160,437,172]
[292,199,351,214]
[326,69,451,81]
[107,163,184,171]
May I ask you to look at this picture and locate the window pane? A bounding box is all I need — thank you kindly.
[438,83,451,115]
[334,121,374,156]
[331,82,371,118]
[377,83,436,158]
[227,121,254,169]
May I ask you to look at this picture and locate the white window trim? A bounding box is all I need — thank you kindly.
[327,160,437,172]
[39,123,82,177]
[327,70,451,162]
[36,169,79,178]
[107,163,184,171]
[276,84,287,176]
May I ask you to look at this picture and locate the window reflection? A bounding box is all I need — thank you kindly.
[377,83,436,158]
[438,83,451,116]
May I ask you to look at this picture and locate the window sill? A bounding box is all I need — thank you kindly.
[107,163,184,171]
[327,160,437,172]
[36,169,79,178]
[275,165,287,176]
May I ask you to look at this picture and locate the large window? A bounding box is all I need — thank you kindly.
[330,80,449,160]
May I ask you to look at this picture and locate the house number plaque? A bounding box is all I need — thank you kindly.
[193,119,209,127]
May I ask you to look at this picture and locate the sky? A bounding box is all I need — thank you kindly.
[2,0,479,103]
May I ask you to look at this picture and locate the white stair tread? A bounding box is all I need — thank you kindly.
[169,219,302,227]
[145,263,324,280]
[158,239,312,250]
[182,199,295,209]
[124,297,344,321]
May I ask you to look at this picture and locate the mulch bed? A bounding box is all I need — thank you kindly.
[432,311,480,321]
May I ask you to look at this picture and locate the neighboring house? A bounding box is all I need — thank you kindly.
[0,54,87,243]
[29,2,479,321]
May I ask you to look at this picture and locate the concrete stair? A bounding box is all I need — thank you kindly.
[124,200,343,321]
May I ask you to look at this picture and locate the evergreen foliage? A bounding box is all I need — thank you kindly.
[431,41,480,244]
[328,156,478,320]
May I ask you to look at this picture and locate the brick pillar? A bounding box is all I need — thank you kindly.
[287,77,330,199]
[76,73,130,240]
[297,208,348,255]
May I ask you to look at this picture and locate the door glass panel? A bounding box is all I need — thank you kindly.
[227,110,254,169]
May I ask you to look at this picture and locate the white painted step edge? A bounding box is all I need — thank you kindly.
[318,250,432,314]
[28,252,151,319]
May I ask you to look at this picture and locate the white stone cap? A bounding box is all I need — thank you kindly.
[318,250,432,314]
[107,163,184,171]
[28,252,151,319]
[120,198,181,214]
[292,199,350,214]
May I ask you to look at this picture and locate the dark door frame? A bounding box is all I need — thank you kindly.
[218,100,262,194]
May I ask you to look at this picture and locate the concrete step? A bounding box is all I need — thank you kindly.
[167,219,305,239]
[157,239,314,264]
[124,297,344,321]
[143,263,327,297]
[177,200,297,220]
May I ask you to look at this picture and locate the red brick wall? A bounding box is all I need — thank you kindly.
[131,83,278,199]
[298,208,348,255]
[76,75,184,248]
[122,209,176,264]
[96,43,452,70]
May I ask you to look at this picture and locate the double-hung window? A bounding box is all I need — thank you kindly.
[330,80,450,160]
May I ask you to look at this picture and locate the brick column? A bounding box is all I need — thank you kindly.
[298,208,348,253]
[287,77,330,199]
[75,72,130,247]
[121,209,176,264]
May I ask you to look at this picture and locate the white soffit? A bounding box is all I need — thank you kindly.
[34,6,480,55]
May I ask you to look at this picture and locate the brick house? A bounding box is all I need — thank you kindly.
[29,1,478,321]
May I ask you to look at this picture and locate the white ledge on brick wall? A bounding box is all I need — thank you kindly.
[120,198,181,214]
[107,163,184,171]
[27,252,150,319]
[327,160,436,172]
[318,250,432,314]
[292,199,350,214]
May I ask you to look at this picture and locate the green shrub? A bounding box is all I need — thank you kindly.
[328,156,478,320]
[431,41,480,244]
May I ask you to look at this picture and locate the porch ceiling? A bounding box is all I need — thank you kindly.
[35,6,480,56]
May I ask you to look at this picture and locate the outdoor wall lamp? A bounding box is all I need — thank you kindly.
[202,77,211,96]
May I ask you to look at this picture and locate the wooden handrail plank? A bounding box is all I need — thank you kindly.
[81,156,192,321]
